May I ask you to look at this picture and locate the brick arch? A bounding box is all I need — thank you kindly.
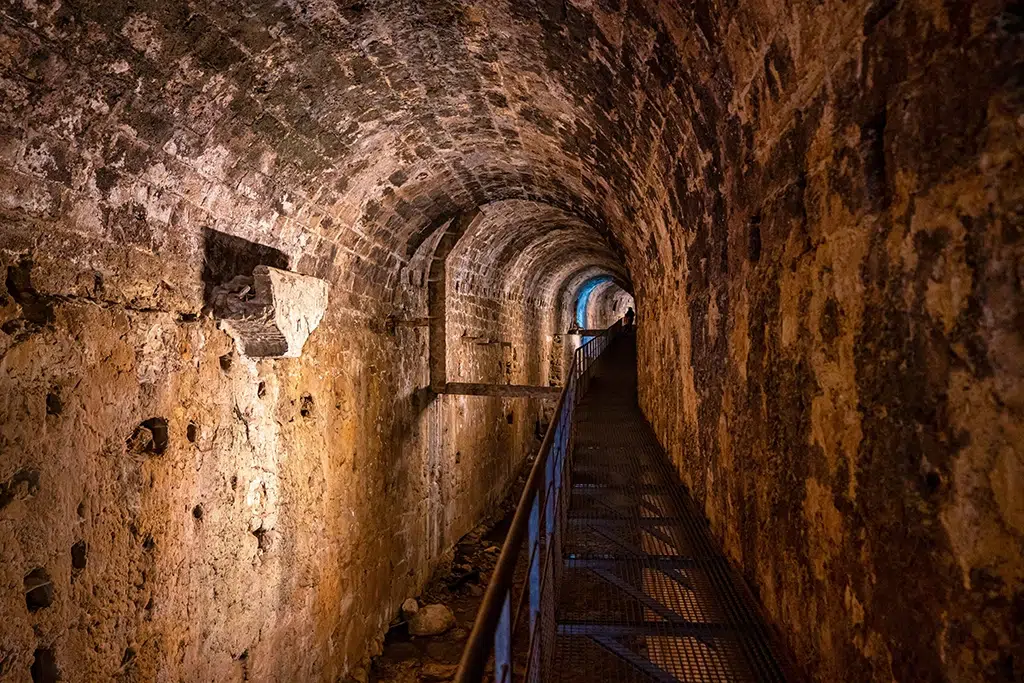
[417,198,628,390]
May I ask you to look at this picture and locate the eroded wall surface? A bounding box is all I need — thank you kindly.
[0,5,558,677]
[0,0,1020,680]
[0,240,550,683]
[635,4,1024,681]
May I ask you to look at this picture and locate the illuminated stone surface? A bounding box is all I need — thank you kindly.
[0,0,1020,681]
[216,266,329,358]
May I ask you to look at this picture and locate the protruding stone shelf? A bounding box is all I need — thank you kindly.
[212,266,328,358]
[440,383,561,398]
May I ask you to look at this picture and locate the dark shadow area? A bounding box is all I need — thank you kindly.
[201,228,288,305]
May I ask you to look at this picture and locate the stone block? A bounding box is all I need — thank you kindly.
[214,266,328,358]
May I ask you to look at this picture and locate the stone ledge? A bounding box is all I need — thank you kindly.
[212,266,328,358]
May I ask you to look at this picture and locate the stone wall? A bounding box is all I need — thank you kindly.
[0,0,1020,680]
[0,4,592,678]
[635,2,1024,681]
[0,238,557,683]
[586,281,633,330]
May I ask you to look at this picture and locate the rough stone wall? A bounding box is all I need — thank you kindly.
[0,243,551,683]
[0,0,1020,680]
[585,281,633,330]
[0,3,593,678]
[635,3,1024,681]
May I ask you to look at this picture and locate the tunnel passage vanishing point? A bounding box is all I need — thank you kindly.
[0,0,1022,682]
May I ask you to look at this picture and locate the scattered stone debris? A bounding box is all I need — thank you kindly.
[369,453,535,682]
[409,604,456,637]
[401,598,420,621]
[419,661,458,681]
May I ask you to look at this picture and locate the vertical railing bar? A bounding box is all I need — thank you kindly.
[494,591,511,683]
[528,490,541,637]
[455,323,621,683]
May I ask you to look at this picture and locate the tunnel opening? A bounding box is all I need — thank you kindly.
[575,276,611,329]
[0,1,1017,681]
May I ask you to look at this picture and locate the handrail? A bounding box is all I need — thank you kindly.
[455,320,623,683]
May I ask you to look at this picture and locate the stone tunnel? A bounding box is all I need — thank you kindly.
[0,0,1021,681]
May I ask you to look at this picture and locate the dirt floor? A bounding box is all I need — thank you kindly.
[366,456,532,683]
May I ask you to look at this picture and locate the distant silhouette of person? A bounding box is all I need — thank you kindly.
[624,307,635,328]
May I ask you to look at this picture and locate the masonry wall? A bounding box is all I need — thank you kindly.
[442,249,556,535]
[0,244,553,683]
[0,28,548,683]
[586,281,633,330]
[635,3,1024,681]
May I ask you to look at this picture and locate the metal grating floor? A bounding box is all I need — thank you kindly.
[551,337,790,682]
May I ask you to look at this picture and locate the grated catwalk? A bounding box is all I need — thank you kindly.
[552,336,791,682]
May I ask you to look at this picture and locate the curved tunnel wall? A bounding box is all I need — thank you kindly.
[575,276,611,328]
[585,280,633,330]
[0,0,1020,681]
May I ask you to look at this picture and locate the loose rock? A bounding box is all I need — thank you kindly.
[408,604,456,636]
[419,661,458,681]
[401,598,420,621]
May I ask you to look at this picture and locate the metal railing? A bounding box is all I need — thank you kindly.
[455,320,623,683]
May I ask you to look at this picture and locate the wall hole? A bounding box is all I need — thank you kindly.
[300,394,314,418]
[120,646,136,668]
[71,541,87,571]
[201,228,288,306]
[192,505,204,521]
[219,353,234,373]
[5,259,55,332]
[45,390,62,416]
[76,501,86,520]
[230,475,238,491]
[257,381,266,398]
[24,568,53,612]
[186,422,198,443]
[142,534,155,552]
[0,469,41,512]
[252,527,273,553]
[506,411,514,424]
[31,647,59,683]
[455,451,461,464]
[748,214,762,263]
[925,471,942,494]
[127,418,168,456]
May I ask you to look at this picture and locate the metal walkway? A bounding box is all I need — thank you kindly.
[552,336,789,682]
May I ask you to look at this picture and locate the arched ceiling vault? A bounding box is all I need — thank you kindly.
[9,0,748,297]
[331,0,715,287]
[5,0,809,312]
[446,200,628,307]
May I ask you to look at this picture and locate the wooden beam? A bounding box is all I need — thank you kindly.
[441,383,561,398]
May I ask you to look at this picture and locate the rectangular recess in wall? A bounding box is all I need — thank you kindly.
[201,228,289,306]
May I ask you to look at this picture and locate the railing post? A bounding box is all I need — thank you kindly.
[528,489,541,639]
[495,591,511,683]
